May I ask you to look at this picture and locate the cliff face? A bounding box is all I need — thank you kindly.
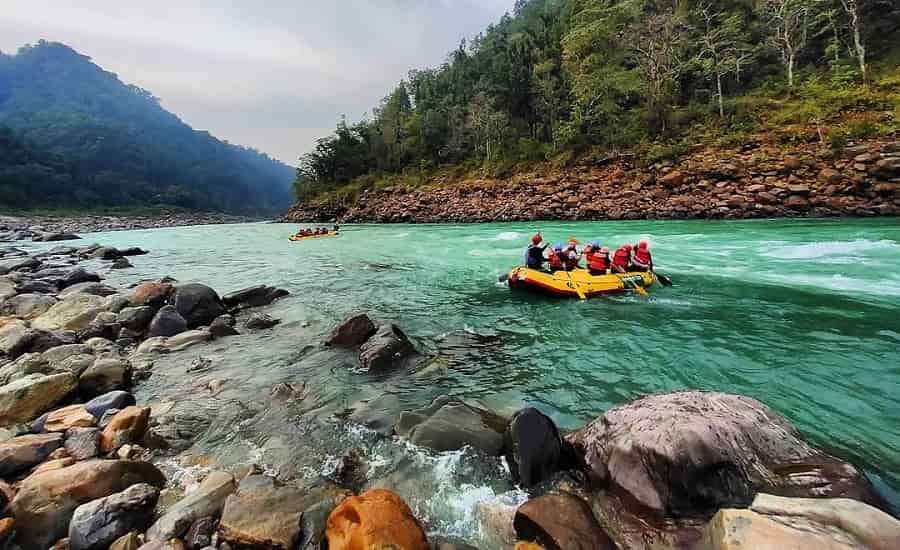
[281,135,900,223]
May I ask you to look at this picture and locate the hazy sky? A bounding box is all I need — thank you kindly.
[0,1,513,164]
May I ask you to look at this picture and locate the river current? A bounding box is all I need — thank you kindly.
[83,218,898,545]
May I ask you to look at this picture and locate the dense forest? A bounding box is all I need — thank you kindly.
[296,0,900,199]
[0,41,295,213]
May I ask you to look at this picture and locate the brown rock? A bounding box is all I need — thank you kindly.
[325,313,376,348]
[757,192,778,205]
[819,168,843,185]
[326,489,429,550]
[0,373,78,426]
[783,156,802,171]
[0,518,14,547]
[515,493,615,550]
[26,456,76,480]
[515,543,545,550]
[44,405,97,432]
[10,459,166,548]
[110,532,142,550]
[128,282,172,308]
[785,195,810,210]
[0,432,63,476]
[100,406,150,453]
[659,171,684,188]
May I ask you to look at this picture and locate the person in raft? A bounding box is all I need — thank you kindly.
[586,242,612,275]
[611,244,632,273]
[525,233,548,270]
[562,239,581,271]
[547,243,566,272]
[630,240,653,272]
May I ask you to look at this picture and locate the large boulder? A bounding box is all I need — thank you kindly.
[698,493,900,550]
[0,293,57,319]
[504,408,568,488]
[146,470,236,541]
[0,318,32,357]
[33,232,80,242]
[60,267,102,289]
[325,489,429,550]
[0,373,77,426]
[514,493,615,550]
[358,324,415,371]
[100,406,150,453]
[219,475,349,550]
[9,459,166,548]
[85,391,136,419]
[129,282,172,308]
[117,306,156,333]
[69,483,160,550]
[326,313,376,347]
[79,357,131,396]
[32,293,107,331]
[567,391,885,517]
[147,305,188,338]
[394,395,506,454]
[0,432,63,476]
[58,282,118,300]
[221,285,289,310]
[168,284,226,328]
[0,256,40,275]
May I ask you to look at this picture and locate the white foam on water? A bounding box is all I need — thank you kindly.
[763,272,900,297]
[494,231,522,241]
[762,239,900,260]
[469,248,520,257]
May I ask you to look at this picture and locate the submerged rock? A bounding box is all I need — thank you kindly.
[394,395,506,454]
[146,470,235,541]
[504,408,569,489]
[325,489,429,550]
[699,493,900,550]
[221,285,289,310]
[169,284,226,328]
[243,313,279,330]
[325,313,376,347]
[136,330,212,354]
[209,314,238,338]
[10,459,166,549]
[514,493,615,550]
[68,483,160,550]
[358,324,415,371]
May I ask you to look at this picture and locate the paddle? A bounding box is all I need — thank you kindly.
[563,263,587,300]
[498,273,509,283]
[618,274,648,297]
[652,271,673,287]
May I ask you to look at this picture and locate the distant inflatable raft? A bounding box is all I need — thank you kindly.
[506,267,653,298]
[288,231,338,242]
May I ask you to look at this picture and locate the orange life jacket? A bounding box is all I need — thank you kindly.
[612,248,630,268]
[588,252,610,272]
[633,247,651,266]
[548,251,563,269]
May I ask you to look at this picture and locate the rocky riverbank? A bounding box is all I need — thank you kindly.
[282,136,900,223]
[0,212,259,242]
[1,234,899,549]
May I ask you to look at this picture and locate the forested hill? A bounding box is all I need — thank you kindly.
[0,41,295,213]
[295,0,900,201]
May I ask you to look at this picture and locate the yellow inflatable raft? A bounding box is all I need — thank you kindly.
[288,231,338,242]
[506,267,653,298]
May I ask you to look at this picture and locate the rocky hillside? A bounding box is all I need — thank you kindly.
[281,133,900,223]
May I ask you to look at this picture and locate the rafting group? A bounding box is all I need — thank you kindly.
[505,233,671,299]
[288,225,339,241]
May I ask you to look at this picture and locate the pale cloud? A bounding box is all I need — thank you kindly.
[0,1,512,163]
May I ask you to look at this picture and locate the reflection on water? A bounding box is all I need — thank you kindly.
[79,218,900,541]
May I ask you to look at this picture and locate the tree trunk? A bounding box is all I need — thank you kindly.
[851,11,866,81]
[787,51,795,88]
[716,71,724,118]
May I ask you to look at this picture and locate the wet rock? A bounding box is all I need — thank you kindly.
[297,498,343,550]
[243,313,279,330]
[221,285,289,310]
[105,295,132,313]
[220,476,347,550]
[325,488,429,550]
[85,391,136,419]
[45,404,97,432]
[69,483,160,550]
[0,372,77,426]
[358,324,415,371]
[0,255,40,275]
[129,282,173,308]
[60,267,102,289]
[699,493,900,550]
[504,408,568,488]
[184,517,215,550]
[325,313,376,347]
[136,330,212,354]
[109,532,142,550]
[514,493,614,550]
[32,293,107,331]
[0,432,63,475]
[209,315,238,338]
[79,357,131,396]
[0,293,57,319]
[33,232,81,242]
[111,257,133,269]
[169,284,226,328]
[567,391,886,518]
[146,470,236,541]
[395,395,505,454]
[101,406,150,453]
[10,459,166,549]
[0,517,14,548]
[57,281,117,299]
[77,311,121,341]
[118,306,156,332]
[148,305,188,338]
[64,427,100,460]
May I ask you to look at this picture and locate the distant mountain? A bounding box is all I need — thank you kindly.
[0,40,295,213]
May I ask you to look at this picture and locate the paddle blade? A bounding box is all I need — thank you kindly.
[656,273,673,287]
[575,286,587,300]
[634,285,648,297]
[498,273,509,283]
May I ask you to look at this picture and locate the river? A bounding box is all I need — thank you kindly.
[85,218,899,546]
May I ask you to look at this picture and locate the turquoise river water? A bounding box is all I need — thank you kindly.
[79,218,899,545]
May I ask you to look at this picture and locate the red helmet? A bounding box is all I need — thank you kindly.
[531,233,542,245]
[624,244,633,251]
[638,240,648,249]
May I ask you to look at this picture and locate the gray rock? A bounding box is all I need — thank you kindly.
[99,408,121,429]
[146,470,236,541]
[0,256,40,275]
[33,232,81,242]
[41,344,93,365]
[60,267,101,289]
[147,306,188,338]
[68,482,160,550]
[504,408,568,488]
[0,432,64,475]
[395,395,506,455]
[243,313,279,330]
[79,357,131,396]
[0,318,33,358]
[14,278,58,294]
[104,295,132,313]
[184,517,216,550]
[0,372,78,426]
[325,313,376,347]
[209,315,238,338]
[169,284,227,328]
[358,323,415,371]
[221,285,289,310]
[117,307,156,332]
[110,258,133,270]
[0,293,57,319]
[85,391,136,419]
[58,282,119,300]
[65,427,101,460]
[28,329,78,354]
